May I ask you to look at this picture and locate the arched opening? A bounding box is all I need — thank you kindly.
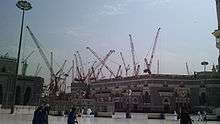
[163,98,170,113]
[15,86,21,105]
[23,87,31,105]
[1,66,6,72]
[0,84,3,104]
[200,92,206,106]
[143,91,150,103]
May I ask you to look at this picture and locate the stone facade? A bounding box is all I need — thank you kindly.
[71,74,220,113]
[0,56,44,107]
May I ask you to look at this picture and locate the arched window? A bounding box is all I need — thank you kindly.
[0,84,3,104]
[23,87,31,105]
[15,86,21,105]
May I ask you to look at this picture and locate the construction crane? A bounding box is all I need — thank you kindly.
[56,60,67,77]
[157,59,159,74]
[120,52,130,77]
[129,34,137,76]
[26,26,62,96]
[94,50,115,79]
[86,47,116,78]
[116,65,122,78]
[76,51,85,78]
[74,53,83,82]
[186,62,190,75]
[60,64,74,93]
[144,27,161,74]
[71,60,75,83]
[34,63,42,76]
[21,50,35,76]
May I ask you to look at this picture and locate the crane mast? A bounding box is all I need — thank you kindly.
[120,52,129,77]
[186,62,190,75]
[144,27,161,74]
[76,51,85,77]
[129,34,137,76]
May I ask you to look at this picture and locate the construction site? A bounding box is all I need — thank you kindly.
[1,0,220,120]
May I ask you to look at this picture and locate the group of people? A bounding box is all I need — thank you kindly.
[32,105,78,124]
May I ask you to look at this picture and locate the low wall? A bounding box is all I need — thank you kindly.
[0,104,36,115]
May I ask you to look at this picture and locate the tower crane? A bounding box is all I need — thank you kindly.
[34,63,42,76]
[120,52,130,77]
[71,60,75,83]
[74,53,83,82]
[144,27,161,74]
[59,64,74,93]
[21,50,35,76]
[56,60,67,77]
[129,34,137,76]
[76,51,85,77]
[86,47,116,78]
[26,26,62,96]
[186,62,190,75]
[94,50,115,79]
[116,65,122,78]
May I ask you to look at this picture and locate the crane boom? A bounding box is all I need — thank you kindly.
[22,50,35,62]
[76,51,85,77]
[149,27,161,68]
[144,27,161,74]
[186,62,190,75]
[129,34,137,76]
[26,26,54,75]
[86,47,116,77]
[95,50,115,79]
[120,52,129,77]
[56,60,67,76]
[74,53,83,81]
[116,65,122,77]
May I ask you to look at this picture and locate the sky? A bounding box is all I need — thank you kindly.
[0,0,219,85]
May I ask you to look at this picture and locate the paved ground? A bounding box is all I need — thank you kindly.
[1,113,220,124]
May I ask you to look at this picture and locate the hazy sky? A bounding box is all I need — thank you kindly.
[0,0,219,84]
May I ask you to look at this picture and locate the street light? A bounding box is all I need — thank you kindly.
[10,0,32,114]
[126,89,132,118]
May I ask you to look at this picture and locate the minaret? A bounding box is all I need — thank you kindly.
[212,0,220,72]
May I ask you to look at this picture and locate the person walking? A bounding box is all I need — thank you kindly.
[68,107,78,124]
[32,105,48,124]
[180,107,192,124]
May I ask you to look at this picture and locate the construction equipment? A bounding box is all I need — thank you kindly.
[157,59,159,74]
[95,50,115,79]
[129,34,137,76]
[21,50,35,76]
[71,60,75,83]
[185,62,190,75]
[34,63,42,76]
[116,65,122,78]
[86,47,116,78]
[120,52,130,77]
[26,26,64,96]
[144,27,161,74]
[74,53,83,82]
[76,51,85,78]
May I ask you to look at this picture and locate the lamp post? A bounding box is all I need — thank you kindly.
[10,0,32,114]
[126,89,132,118]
